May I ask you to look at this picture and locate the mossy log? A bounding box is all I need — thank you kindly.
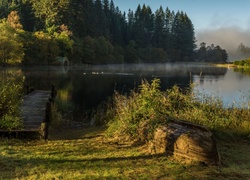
[152,120,220,165]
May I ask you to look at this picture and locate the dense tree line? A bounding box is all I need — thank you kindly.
[194,42,228,63]
[0,0,226,65]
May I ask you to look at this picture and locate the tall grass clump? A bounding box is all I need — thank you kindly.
[104,78,250,143]
[105,79,170,142]
[0,75,24,130]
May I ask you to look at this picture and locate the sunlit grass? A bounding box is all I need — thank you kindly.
[0,127,249,179]
[0,127,200,179]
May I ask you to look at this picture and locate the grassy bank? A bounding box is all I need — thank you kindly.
[102,79,250,143]
[0,127,249,179]
[1,79,250,179]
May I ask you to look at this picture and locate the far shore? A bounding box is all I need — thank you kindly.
[213,63,238,68]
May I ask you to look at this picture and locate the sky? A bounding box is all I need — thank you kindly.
[113,0,250,60]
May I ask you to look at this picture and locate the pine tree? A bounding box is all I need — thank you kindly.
[171,11,196,61]
[68,0,95,37]
[163,8,173,58]
[18,1,35,31]
[93,0,105,37]
[127,9,134,42]
[109,1,127,45]
[132,4,154,48]
[103,0,111,39]
[153,6,165,48]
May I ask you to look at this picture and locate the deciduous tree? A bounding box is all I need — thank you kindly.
[0,18,24,64]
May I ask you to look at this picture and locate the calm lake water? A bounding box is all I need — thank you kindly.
[1,63,250,121]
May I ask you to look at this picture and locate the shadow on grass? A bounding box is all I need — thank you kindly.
[48,126,106,140]
[1,127,250,179]
[0,151,168,179]
[1,150,249,180]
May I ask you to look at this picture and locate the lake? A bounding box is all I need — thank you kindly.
[1,63,250,121]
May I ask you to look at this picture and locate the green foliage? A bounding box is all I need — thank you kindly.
[0,1,200,65]
[54,95,74,122]
[132,4,154,48]
[0,114,22,130]
[72,36,123,64]
[0,0,20,19]
[104,79,250,143]
[124,40,139,63]
[106,79,170,142]
[0,19,24,65]
[0,1,225,64]
[22,27,74,65]
[32,31,60,64]
[113,45,124,63]
[233,58,250,67]
[171,11,196,61]
[195,42,228,63]
[138,47,167,63]
[53,25,74,57]
[30,0,70,29]
[94,36,114,63]
[0,75,24,130]
[50,104,64,128]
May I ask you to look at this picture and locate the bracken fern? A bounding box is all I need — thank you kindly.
[103,78,250,142]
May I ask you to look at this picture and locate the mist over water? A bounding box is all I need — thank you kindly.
[1,64,250,121]
[196,26,250,61]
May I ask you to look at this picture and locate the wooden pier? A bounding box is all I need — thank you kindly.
[21,90,52,139]
[0,87,55,140]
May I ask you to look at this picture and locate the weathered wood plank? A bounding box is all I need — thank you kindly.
[0,90,53,140]
[21,90,51,130]
[151,120,220,165]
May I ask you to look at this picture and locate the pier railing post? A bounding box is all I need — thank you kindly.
[42,101,52,140]
[42,85,56,140]
[25,84,29,95]
[24,84,35,95]
[50,84,57,103]
[46,101,52,124]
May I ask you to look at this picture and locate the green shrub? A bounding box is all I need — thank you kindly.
[106,79,170,142]
[0,19,24,65]
[50,104,63,128]
[103,79,250,143]
[233,60,240,65]
[0,114,22,130]
[233,59,250,67]
[0,75,24,130]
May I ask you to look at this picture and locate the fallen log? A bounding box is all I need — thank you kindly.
[151,120,220,165]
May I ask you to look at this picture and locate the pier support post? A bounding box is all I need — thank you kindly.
[50,84,57,103]
[42,101,52,140]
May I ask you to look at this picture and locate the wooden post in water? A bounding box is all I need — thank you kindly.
[25,84,29,95]
[42,101,52,140]
[40,85,56,140]
[25,84,35,95]
[50,84,57,103]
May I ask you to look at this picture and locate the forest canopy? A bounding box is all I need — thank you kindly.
[0,0,228,65]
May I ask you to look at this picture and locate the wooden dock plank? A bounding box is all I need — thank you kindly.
[0,89,54,139]
[21,90,51,131]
